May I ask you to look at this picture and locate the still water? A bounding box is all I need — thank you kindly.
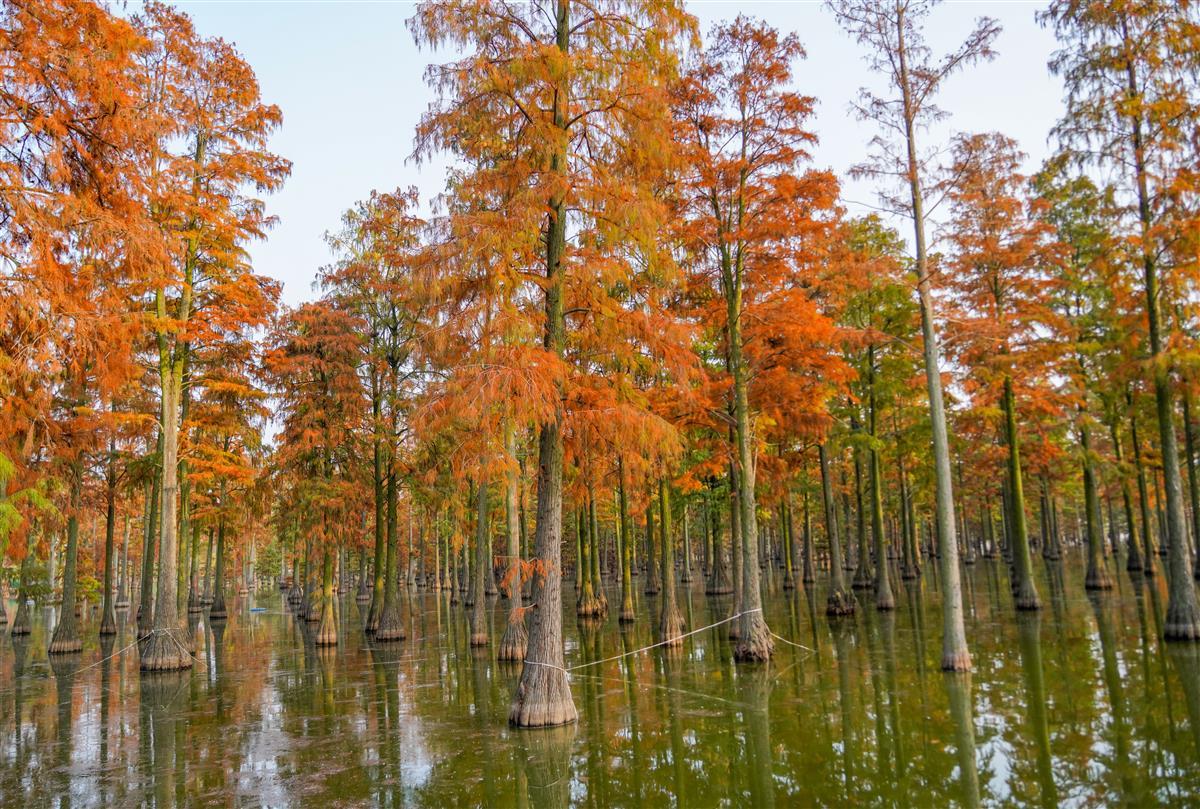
[2,554,1199,807]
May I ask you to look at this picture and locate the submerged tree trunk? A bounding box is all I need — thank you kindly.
[617,457,637,622]
[1184,386,1200,581]
[99,443,118,637]
[821,443,854,616]
[209,517,228,621]
[706,481,732,595]
[1081,421,1114,590]
[315,546,337,646]
[117,511,131,609]
[1003,377,1040,611]
[801,482,815,585]
[376,469,405,642]
[11,553,32,635]
[659,479,684,646]
[643,492,660,596]
[852,435,872,591]
[896,7,970,669]
[137,458,161,637]
[1130,399,1157,576]
[499,426,527,661]
[366,387,386,632]
[49,465,83,654]
[141,346,192,671]
[470,478,490,646]
[1129,74,1200,636]
[1111,416,1143,572]
[869,359,894,611]
[510,6,576,722]
[589,490,607,614]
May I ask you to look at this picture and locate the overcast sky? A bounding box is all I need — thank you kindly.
[175,0,1063,307]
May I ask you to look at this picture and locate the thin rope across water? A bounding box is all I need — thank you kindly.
[523,607,763,677]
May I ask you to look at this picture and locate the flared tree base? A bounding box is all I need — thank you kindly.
[576,588,604,618]
[733,613,774,662]
[782,572,795,590]
[659,606,684,647]
[99,610,117,636]
[876,585,896,611]
[825,588,856,617]
[940,648,973,672]
[618,600,636,624]
[510,663,577,728]
[11,593,29,632]
[48,635,83,655]
[852,567,873,590]
[498,609,528,661]
[315,611,338,646]
[1013,580,1042,611]
[1085,567,1114,590]
[375,599,405,642]
[1165,595,1200,640]
[139,628,194,672]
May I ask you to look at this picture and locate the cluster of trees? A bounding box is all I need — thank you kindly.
[0,0,286,669]
[5,0,1200,729]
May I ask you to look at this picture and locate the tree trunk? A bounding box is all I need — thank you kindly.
[658,479,684,647]
[1003,377,1040,610]
[117,511,131,608]
[376,469,405,641]
[470,478,490,646]
[209,518,228,620]
[896,5,969,670]
[821,443,854,616]
[869,355,895,611]
[589,490,607,614]
[99,446,118,636]
[1184,386,1200,581]
[367,384,386,632]
[1129,64,1200,636]
[49,465,82,654]
[643,493,660,595]
[1129,399,1158,576]
[1081,421,1114,590]
[11,553,32,635]
[852,434,872,591]
[706,481,732,595]
[141,360,192,671]
[315,546,337,646]
[499,425,527,661]
[1111,416,1143,572]
[137,454,160,636]
[617,457,637,621]
[510,1,575,723]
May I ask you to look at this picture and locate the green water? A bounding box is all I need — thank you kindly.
[2,554,1200,807]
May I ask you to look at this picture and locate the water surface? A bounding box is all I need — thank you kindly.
[2,554,1199,807]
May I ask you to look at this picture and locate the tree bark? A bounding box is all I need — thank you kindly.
[510,0,575,725]
[470,478,490,646]
[896,3,970,670]
[49,465,82,654]
[659,479,684,646]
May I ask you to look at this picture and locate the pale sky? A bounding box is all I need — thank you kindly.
[175,0,1063,306]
